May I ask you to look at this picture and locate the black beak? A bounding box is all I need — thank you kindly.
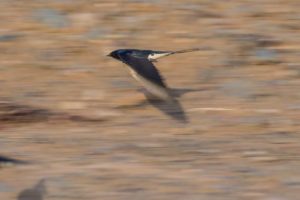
[107,53,112,57]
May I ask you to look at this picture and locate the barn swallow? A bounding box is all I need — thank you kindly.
[108,48,201,101]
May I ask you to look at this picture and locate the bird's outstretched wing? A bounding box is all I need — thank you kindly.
[118,52,167,88]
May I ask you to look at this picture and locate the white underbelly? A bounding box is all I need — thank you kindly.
[128,68,172,101]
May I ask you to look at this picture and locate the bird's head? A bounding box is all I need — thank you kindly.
[107,50,120,60]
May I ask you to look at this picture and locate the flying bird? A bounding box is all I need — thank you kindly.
[108,48,201,101]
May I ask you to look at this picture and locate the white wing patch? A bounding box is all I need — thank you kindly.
[148,52,171,61]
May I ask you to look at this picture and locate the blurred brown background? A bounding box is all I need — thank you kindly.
[0,0,299,199]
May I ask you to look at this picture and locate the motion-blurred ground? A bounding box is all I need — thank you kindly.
[0,0,299,199]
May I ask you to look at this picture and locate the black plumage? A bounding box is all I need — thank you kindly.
[108,48,200,101]
[118,50,167,87]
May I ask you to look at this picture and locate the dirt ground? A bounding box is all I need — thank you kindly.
[0,0,299,199]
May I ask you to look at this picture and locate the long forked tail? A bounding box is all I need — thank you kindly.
[150,47,211,61]
[171,48,202,54]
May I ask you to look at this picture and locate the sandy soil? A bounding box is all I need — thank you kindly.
[0,0,299,199]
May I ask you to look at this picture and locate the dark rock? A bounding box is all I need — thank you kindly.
[0,155,27,165]
[0,34,21,42]
[0,102,106,123]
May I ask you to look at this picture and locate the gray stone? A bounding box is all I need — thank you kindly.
[0,183,10,192]
[252,48,279,64]
[84,27,111,40]
[220,80,258,98]
[33,7,69,28]
[0,34,21,42]
[36,0,75,3]
[110,80,134,89]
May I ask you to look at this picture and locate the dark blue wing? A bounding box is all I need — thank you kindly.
[118,52,167,88]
